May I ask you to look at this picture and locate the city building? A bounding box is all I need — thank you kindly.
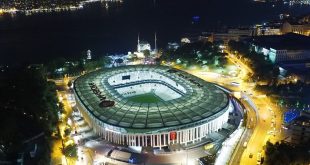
[87,50,92,60]
[137,41,151,53]
[135,33,158,58]
[278,60,310,83]
[279,13,290,20]
[181,37,191,44]
[167,42,180,50]
[255,25,282,36]
[227,28,254,36]
[202,28,254,44]
[287,112,310,144]
[208,33,240,43]
[73,65,233,149]
[281,21,310,36]
[251,33,310,63]
[137,35,151,53]
[106,54,129,67]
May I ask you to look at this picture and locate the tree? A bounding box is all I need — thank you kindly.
[217,56,228,67]
[115,58,124,64]
[62,144,77,158]
[128,54,139,62]
[228,40,249,55]
[101,56,113,66]
[265,141,310,165]
[161,49,176,62]
[0,67,60,163]
[67,80,73,88]
[46,57,66,73]
[242,111,248,127]
[64,128,71,137]
[143,50,151,58]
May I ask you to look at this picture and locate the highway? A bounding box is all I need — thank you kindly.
[225,52,284,165]
[228,52,283,165]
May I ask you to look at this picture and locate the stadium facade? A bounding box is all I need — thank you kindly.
[74,65,233,148]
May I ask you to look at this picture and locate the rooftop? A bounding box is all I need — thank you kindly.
[74,65,229,133]
[251,33,310,50]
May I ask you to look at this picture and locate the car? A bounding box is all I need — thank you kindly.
[243,141,248,148]
[257,152,262,164]
[231,82,240,86]
[267,131,274,135]
[282,125,288,130]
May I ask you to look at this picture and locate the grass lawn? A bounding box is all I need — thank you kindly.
[127,93,162,103]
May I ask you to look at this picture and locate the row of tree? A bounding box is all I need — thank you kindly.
[0,67,62,164]
[255,80,309,97]
[228,40,278,82]
[46,56,113,78]
[265,141,310,165]
[160,41,228,68]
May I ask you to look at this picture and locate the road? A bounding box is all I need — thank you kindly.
[224,52,283,165]
[227,55,284,165]
[184,50,284,165]
[51,77,78,165]
[239,92,284,165]
[228,100,255,165]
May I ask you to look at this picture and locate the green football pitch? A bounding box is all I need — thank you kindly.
[127,93,162,103]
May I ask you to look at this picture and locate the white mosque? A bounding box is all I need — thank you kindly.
[107,33,159,67]
[137,37,151,53]
[132,33,158,58]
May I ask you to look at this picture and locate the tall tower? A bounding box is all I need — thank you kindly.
[154,32,157,53]
[137,33,140,52]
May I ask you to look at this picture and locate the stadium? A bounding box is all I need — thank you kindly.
[74,65,234,148]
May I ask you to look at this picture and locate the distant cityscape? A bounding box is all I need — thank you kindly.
[255,0,310,5]
[0,0,309,16]
[0,0,122,15]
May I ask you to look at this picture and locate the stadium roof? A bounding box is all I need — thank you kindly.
[74,65,229,133]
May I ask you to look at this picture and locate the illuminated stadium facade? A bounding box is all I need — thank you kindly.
[74,65,233,148]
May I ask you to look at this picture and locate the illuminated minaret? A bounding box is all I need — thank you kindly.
[154,32,157,53]
[137,33,140,52]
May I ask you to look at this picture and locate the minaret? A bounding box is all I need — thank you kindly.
[154,32,157,53]
[137,33,140,52]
